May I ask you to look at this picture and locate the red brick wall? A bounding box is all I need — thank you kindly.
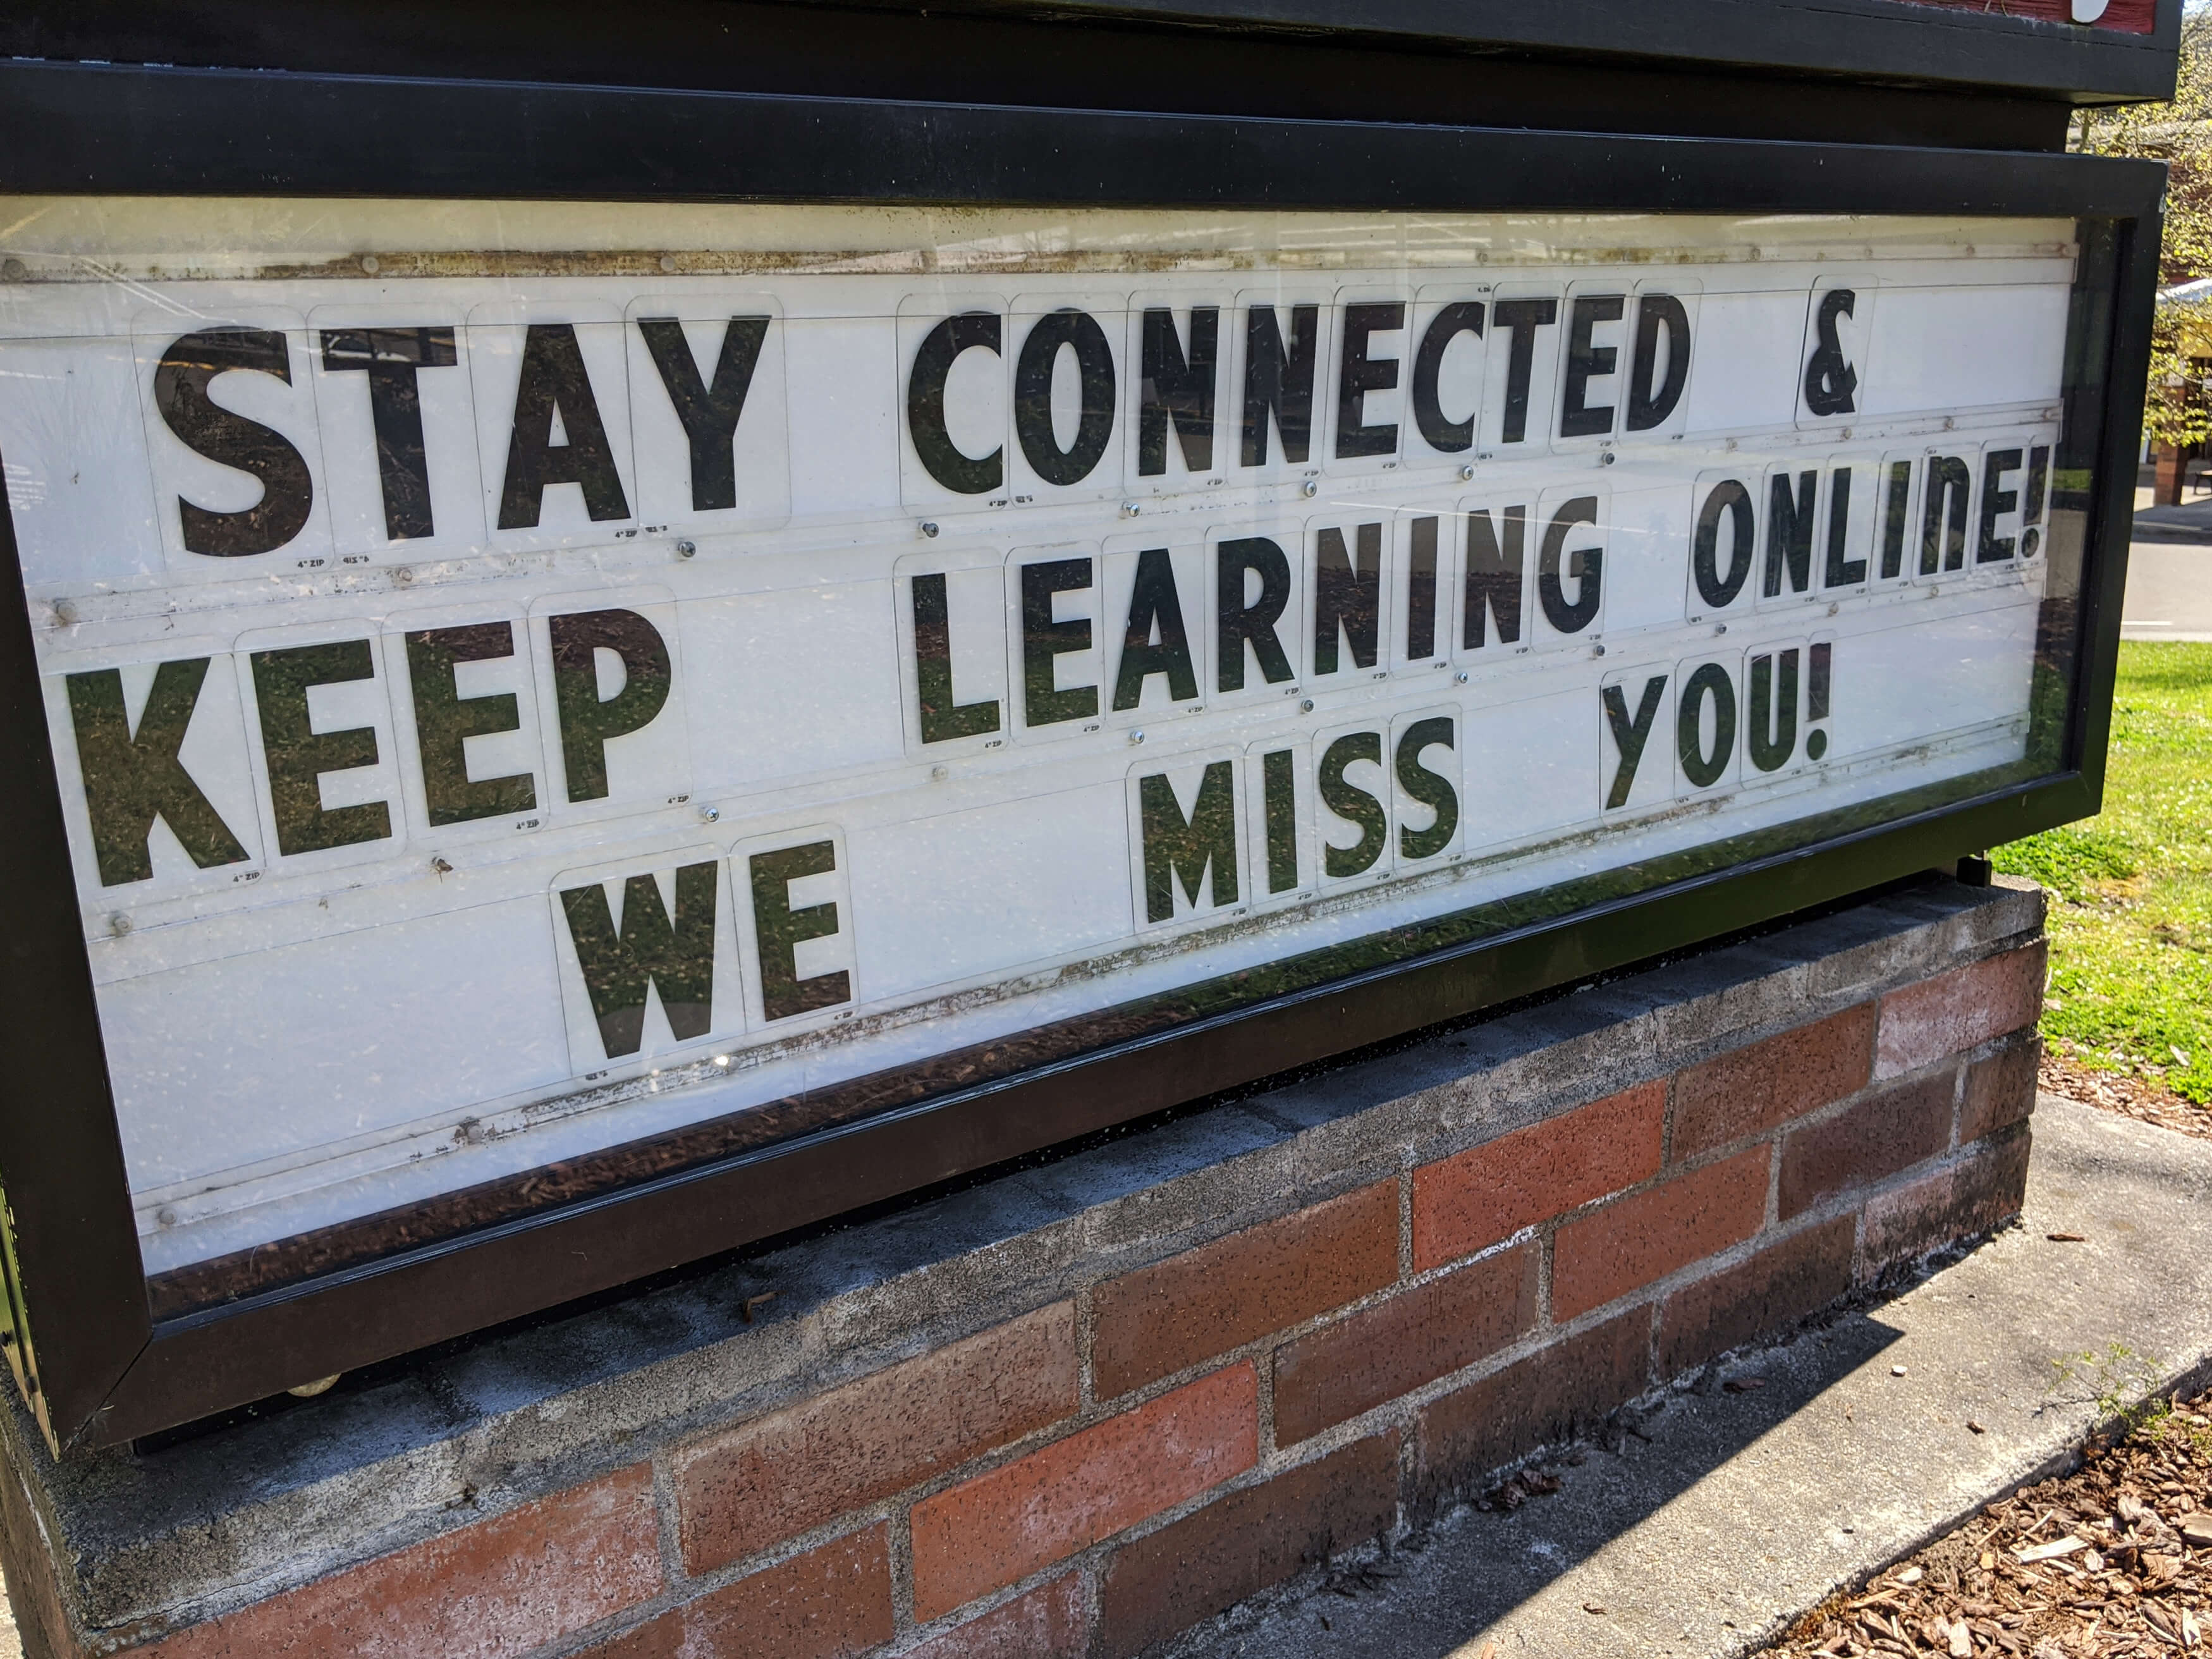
[1888,0,2155,33]
[67,941,2041,1659]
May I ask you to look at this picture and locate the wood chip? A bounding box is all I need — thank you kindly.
[1759,1383,2212,1659]
[2046,1232,2088,1243]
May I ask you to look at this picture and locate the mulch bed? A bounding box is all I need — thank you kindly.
[2041,1050,2212,1145]
[1760,1391,2212,1657]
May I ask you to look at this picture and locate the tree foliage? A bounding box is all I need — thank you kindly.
[2077,12,2212,447]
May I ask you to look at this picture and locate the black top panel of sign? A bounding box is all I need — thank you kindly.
[0,0,2178,149]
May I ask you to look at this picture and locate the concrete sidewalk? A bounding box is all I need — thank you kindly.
[1173,1096,2212,1659]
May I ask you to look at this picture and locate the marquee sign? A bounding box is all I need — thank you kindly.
[0,113,2154,1446]
[4,207,2070,1287]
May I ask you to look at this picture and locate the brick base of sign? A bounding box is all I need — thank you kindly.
[0,877,2044,1659]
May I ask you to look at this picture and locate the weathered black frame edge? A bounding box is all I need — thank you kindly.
[2,0,2184,107]
[850,0,2185,102]
[0,87,2155,1449]
[0,61,2176,209]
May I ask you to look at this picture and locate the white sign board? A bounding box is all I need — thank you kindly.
[0,202,2075,1275]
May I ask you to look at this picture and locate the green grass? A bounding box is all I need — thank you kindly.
[1993,642,2212,1104]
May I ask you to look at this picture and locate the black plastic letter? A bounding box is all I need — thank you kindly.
[1240,305,1318,467]
[498,324,632,529]
[547,609,673,801]
[1216,538,1295,692]
[251,640,391,855]
[154,329,315,556]
[1627,294,1692,431]
[559,862,718,1056]
[1139,308,1218,477]
[1538,496,1602,634]
[636,315,770,513]
[319,326,457,542]
[1412,302,1484,453]
[1015,309,1115,486]
[907,312,1004,495]
[911,574,1002,742]
[1559,295,1625,439]
[1335,302,1403,458]
[66,661,251,885]
[405,622,537,826]
[1139,763,1238,921]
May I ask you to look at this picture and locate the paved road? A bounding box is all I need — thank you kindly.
[2123,541,2212,642]
[2124,493,2212,642]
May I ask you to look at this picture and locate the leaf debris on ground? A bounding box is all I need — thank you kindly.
[2043,1050,2212,1144]
[1759,1388,2212,1656]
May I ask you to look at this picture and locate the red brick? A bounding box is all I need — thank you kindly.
[1273,1247,1537,1447]
[1412,1082,1666,1271]
[144,1466,663,1659]
[1551,1148,1769,1323]
[1,1457,82,1659]
[1891,0,2154,35]
[1671,1004,1875,1161]
[1414,1313,1649,1514]
[909,1364,1258,1622]
[577,1526,893,1659]
[1960,1036,2039,1144]
[674,1304,1077,1573]
[1095,1434,1398,1659]
[1875,943,2046,1079]
[1091,1184,1397,1400]
[1860,1124,2032,1279]
[907,1575,1088,1659]
[1656,1216,1857,1376]
[1776,1073,1953,1221]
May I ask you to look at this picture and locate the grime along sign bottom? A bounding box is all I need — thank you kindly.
[0,204,2077,1280]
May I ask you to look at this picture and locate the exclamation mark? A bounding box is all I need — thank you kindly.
[1807,640,1832,761]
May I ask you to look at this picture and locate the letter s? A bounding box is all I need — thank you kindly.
[154,329,315,556]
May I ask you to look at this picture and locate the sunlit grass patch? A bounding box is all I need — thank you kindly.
[1994,642,2212,1105]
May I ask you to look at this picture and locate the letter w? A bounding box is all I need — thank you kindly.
[559,861,719,1057]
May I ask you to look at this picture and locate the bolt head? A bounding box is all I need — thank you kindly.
[919,521,940,539]
[659,254,679,273]
[699,805,721,823]
[676,539,697,558]
[1129,730,1146,745]
[1300,697,1316,713]
[0,257,27,283]
[358,254,380,275]
[1459,464,1476,481]
[1300,480,1319,498]
[1455,671,1471,685]
[108,912,131,938]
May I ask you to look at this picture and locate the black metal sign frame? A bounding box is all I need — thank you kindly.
[0,59,2161,1451]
